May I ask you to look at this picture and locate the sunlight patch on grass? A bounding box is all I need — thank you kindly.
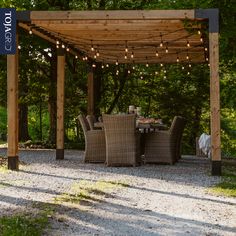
[209,165,236,197]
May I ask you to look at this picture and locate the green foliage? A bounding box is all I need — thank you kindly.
[0,213,49,236]
[0,107,7,140]
[209,165,236,197]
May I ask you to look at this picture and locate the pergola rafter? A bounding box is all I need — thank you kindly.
[7,9,221,175]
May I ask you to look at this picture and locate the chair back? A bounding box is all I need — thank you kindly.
[86,115,96,130]
[102,114,137,165]
[78,115,90,135]
[169,116,186,160]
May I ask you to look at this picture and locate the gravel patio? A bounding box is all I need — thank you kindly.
[0,149,235,236]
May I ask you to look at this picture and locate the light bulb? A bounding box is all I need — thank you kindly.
[200,37,203,42]
[186,55,189,60]
[29,29,32,35]
[75,55,78,59]
[132,66,135,70]
[160,63,163,67]
[94,55,97,59]
[62,44,65,49]
[164,75,167,79]
[155,71,158,75]
[106,64,109,68]
[128,70,131,74]
[116,60,119,66]
[146,63,149,67]
[206,57,209,61]
[164,70,167,74]
[189,64,191,68]
[187,41,190,47]
[198,30,201,35]
[165,47,168,53]
[66,47,69,52]
[56,40,60,45]
[187,71,190,75]
[205,47,208,51]
[160,41,163,47]
[182,66,185,70]
[56,45,59,49]
[140,76,143,79]
[131,52,134,58]
[101,64,104,69]
[96,51,100,57]
[124,54,127,59]
[92,63,96,68]
[156,51,159,57]
[176,57,179,63]
[18,45,21,50]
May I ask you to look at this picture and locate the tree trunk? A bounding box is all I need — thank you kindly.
[19,103,30,141]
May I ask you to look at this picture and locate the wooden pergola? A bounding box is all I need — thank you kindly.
[7,9,221,175]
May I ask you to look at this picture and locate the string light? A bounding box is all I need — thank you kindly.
[187,71,190,75]
[56,44,59,49]
[29,28,33,35]
[128,70,131,74]
[140,76,143,80]
[160,63,163,67]
[187,40,190,47]
[155,49,159,57]
[204,47,208,51]
[189,63,192,68]
[125,41,128,52]
[131,51,134,58]
[101,64,104,69]
[85,56,88,61]
[164,75,167,79]
[132,65,135,70]
[164,70,167,74]
[208,63,210,67]
[91,40,94,51]
[200,37,203,42]
[146,57,149,67]
[115,60,119,66]
[106,64,109,68]
[18,45,21,50]
[66,47,70,52]
[206,57,209,61]
[160,33,163,47]
[176,54,180,63]
[61,44,65,49]
[165,43,168,53]
[198,30,201,35]
[75,55,78,59]
[94,54,97,59]
[92,63,96,68]
[186,54,189,60]
[56,40,60,45]
[124,53,127,59]
[182,66,185,70]
[96,50,100,57]
[155,71,158,75]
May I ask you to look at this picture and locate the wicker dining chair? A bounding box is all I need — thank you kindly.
[78,115,106,163]
[144,116,186,164]
[86,114,97,130]
[102,114,141,167]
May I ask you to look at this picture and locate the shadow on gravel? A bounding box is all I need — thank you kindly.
[1,193,235,236]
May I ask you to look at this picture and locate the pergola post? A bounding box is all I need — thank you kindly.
[87,64,95,115]
[56,49,65,160]
[7,36,19,170]
[209,17,221,175]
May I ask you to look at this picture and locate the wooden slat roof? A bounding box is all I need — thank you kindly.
[17,10,209,64]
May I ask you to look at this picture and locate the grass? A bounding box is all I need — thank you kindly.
[209,165,236,197]
[55,179,129,205]
[0,203,55,236]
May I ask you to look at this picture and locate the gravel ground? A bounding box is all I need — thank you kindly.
[0,148,236,236]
